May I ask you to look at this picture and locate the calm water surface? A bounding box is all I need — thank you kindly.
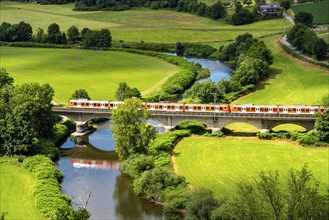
[57,121,164,219]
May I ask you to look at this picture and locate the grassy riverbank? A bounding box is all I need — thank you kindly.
[0,157,44,219]
[234,37,329,105]
[0,46,179,104]
[174,136,329,198]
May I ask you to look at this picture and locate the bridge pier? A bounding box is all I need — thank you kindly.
[164,126,174,132]
[71,122,94,137]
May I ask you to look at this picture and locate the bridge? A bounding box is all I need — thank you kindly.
[52,107,317,136]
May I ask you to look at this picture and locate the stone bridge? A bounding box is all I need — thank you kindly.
[52,107,317,136]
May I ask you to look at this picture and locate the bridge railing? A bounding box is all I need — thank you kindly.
[52,107,317,120]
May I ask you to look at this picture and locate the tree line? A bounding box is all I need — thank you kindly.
[0,21,112,48]
[182,33,273,104]
[287,20,328,61]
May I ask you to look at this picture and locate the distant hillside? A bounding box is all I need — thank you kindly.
[291,0,329,24]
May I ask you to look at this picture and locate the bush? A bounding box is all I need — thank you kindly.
[120,154,155,178]
[148,129,191,154]
[257,132,275,140]
[51,124,69,144]
[22,155,76,219]
[163,185,192,217]
[36,139,59,161]
[175,120,207,135]
[133,167,186,202]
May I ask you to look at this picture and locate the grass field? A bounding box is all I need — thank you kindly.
[291,1,329,24]
[0,46,179,104]
[234,36,329,105]
[0,158,44,219]
[174,136,329,198]
[0,2,289,45]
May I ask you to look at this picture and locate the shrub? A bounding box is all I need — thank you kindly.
[163,185,192,217]
[51,123,69,144]
[175,120,207,134]
[36,139,59,160]
[148,129,191,154]
[257,132,275,140]
[120,154,155,178]
[154,152,172,168]
[297,131,319,146]
[133,167,186,202]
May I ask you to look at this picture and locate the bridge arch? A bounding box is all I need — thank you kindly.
[267,121,313,131]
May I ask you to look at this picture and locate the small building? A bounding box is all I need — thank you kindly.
[259,4,280,15]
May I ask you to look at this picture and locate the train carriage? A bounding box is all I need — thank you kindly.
[69,99,110,108]
[232,104,278,114]
[278,105,321,114]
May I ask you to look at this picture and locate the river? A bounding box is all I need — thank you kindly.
[56,55,233,219]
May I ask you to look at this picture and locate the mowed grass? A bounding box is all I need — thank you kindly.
[0,158,44,219]
[234,36,329,105]
[291,1,329,24]
[174,136,329,198]
[0,46,179,104]
[0,2,290,45]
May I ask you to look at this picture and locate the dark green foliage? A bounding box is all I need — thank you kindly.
[176,42,185,56]
[183,43,217,58]
[111,98,156,160]
[185,188,219,220]
[315,111,329,143]
[280,0,291,10]
[163,185,192,217]
[148,129,191,154]
[38,0,75,4]
[36,139,59,161]
[63,119,76,132]
[70,88,91,100]
[175,120,207,135]
[231,9,255,25]
[46,23,67,44]
[154,151,172,167]
[196,68,211,80]
[120,154,155,178]
[161,69,196,95]
[133,167,186,202]
[67,25,80,43]
[312,38,328,60]
[115,82,141,101]
[294,11,313,26]
[114,41,176,53]
[0,68,13,90]
[0,21,32,42]
[184,81,221,104]
[82,28,112,48]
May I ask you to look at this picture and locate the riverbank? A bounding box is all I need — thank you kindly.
[0,157,44,219]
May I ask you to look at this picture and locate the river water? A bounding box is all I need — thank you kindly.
[56,55,233,219]
[57,121,164,219]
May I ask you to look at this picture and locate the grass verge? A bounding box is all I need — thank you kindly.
[0,157,44,219]
[291,1,329,25]
[174,136,329,198]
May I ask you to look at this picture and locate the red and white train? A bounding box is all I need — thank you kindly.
[68,99,327,115]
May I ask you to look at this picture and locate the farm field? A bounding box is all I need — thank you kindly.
[0,158,44,220]
[0,46,179,104]
[291,0,329,25]
[0,2,289,45]
[174,136,329,198]
[234,36,329,105]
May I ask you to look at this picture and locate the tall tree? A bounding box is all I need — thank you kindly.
[294,11,313,27]
[115,82,141,101]
[67,25,80,43]
[111,98,156,160]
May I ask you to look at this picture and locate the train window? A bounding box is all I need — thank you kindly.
[97,104,100,106]
[198,107,201,110]
[238,108,241,110]
[211,107,214,110]
[167,106,170,109]
[160,105,162,108]
[220,107,223,110]
[293,108,296,111]
[252,108,255,110]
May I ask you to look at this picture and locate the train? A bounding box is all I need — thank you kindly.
[68,99,327,115]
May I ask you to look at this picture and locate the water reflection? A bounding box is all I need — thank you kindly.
[57,121,164,219]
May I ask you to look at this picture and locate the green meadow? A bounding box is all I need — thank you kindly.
[174,136,329,198]
[0,46,179,104]
[291,0,329,25]
[234,37,329,105]
[0,2,289,45]
[0,158,44,219]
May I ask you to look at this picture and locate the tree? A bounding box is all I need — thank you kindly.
[280,0,290,10]
[0,68,13,89]
[111,98,156,160]
[0,104,37,155]
[243,0,252,6]
[294,11,313,27]
[12,21,32,42]
[208,1,227,20]
[232,9,255,25]
[82,29,112,48]
[184,81,221,103]
[67,25,80,43]
[115,82,141,101]
[11,83,55,139]
[320,93,329,106]
[234,1,243,13]
[315,111,329,142]
[185,188,218,220]
[46,23,66,44]
[286,164,328,219]
[312,38,328,60]
[176,42,185,56]
[70,88,91,100]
